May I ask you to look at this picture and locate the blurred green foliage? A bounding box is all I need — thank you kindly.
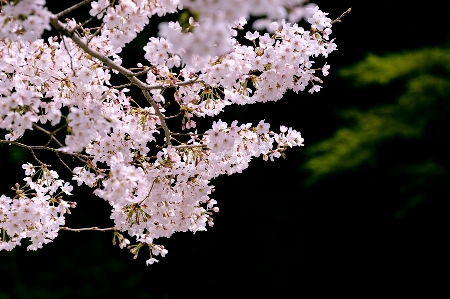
[304,47,450,216]
[340,48,450,87]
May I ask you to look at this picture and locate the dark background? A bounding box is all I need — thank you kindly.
[1,1,449,298]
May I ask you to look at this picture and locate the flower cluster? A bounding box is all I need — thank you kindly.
[0,0,51,41]
[0,164,74,251]
[0,0,345,264]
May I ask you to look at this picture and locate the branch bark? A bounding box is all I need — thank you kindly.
[49,16,174,146]
[60,226,115,232]
[55,0,95,18]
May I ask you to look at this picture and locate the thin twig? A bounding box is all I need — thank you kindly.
[43,136,53,147]
[33,123,64,148]
[56,152,74,174]
[32,123,88,164]
[81,4,110,28]
[0,140,92,160]
[133,68,153,76]
[331,7,352,25]
[147,78,204,90]
[55,0,94,18]
[87,22,106,44]
[138,178,158,205]
[112,83,133,89]
[61,36,76,76]
[142,90,172,145]
[164,111,184,119]
[51,123,69,136]
[170,136,184,144]
[29,149,47,166]
[60,226,115,232]
[171,132,208,136]
[172,144,208,149]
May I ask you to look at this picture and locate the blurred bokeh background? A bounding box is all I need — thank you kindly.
[1,0,449,298]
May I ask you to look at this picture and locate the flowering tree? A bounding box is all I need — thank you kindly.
[0,0,349,265]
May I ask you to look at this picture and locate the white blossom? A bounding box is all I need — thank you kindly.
[0,0,340,264]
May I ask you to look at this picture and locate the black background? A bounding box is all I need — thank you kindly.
[1,1,449,298]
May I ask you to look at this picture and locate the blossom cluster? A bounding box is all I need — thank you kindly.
[0,0,51,41]
[0,0,340,264]
[0,164,74,251]
[159,0,319,62]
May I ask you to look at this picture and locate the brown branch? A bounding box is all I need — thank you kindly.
[331,7,352,25]
[112,83,133,89]
[60,226,115,232]
[146,78,204,90]
[133,68,153,76]
[43,136,53,147]
[61,36,76,76]
[138,178,158,205]
[55,0,94,18]
[170,136,184,144]
[0,140,92,160]
[50,17,173,143]
[51,17,202,95]
[49,16,207,151]
[142,90,172,146]
[56,152,74,174]
[49,18,134,77]
[32,123,89,164]
[32,123,64,148]
[29,149,47,166]
[51,123,69,136]
[172,144,208,149]
[81,4,110,28]
[164,111,184,119]
[171,132,208,136]
[87,22,106,44]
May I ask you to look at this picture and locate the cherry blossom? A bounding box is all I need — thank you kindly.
[0,0,350,263]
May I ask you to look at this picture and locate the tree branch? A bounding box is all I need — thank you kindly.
[60,226,115,232]
[50,16,175,147]
[146,78,204,90]
[0,140,92,160]
[142,90,172,146]
[112,83,133,89]
[164,111,184,119]
[56,152,75,174]
[50,17,134,77]
[32,123,88,164]
[331,7,352,24]
[50,16,202,91]
[171,132,208,136]
[172,144,208,149]
[55,0,95,18]
[32,123,64,148]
